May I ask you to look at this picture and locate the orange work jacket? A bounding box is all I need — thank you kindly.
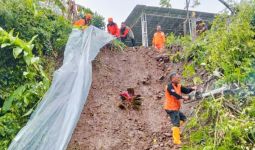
[152,31,165,49]
[73,19,85,27]
[107,23,120,37]
[164,84,182,111]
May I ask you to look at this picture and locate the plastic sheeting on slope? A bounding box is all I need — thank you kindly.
[8,26,115,150]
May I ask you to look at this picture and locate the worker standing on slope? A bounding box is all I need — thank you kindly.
[196,19,207,36]
[107,18,120,37]
[73,13,92,29]
[120,22,136,47]
[152,25,165,51]
[164,73,196,146]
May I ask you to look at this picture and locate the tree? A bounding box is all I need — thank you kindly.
[218,0,235,14]
[184,0,191,35]
[160,0,235,14]
[160,0,171,8]
[91,13,105,30]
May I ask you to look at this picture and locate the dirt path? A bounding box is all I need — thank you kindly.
[68,47,194,150]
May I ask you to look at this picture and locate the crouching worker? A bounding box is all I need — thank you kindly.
[120,22,136,47]
[164,73,196,145]
[73,13,92,30]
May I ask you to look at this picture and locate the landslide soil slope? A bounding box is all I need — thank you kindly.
[68,47,193,150]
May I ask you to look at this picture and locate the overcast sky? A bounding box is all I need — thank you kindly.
[75,0,237,25]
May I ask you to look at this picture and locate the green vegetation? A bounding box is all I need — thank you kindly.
[183,97,255,150]
[0,0,72,147]
[0,0,254,149]
[165,1,255,149]
[0,0,105,55]
[0,27,50,148]
[111,40,127,51]
[0,0,72,55]
[91,13,106,30]
[0,0,107,148]
[189,6,255,82]
[78,7,105,29]
[160,0,171,8]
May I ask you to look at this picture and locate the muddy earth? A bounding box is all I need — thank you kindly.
[68,47,195,150]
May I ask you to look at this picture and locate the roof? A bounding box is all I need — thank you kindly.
[125,5,216,46]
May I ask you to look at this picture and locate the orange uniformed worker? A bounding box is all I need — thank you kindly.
[196,19,207,36]
[73,13,92,29]
[107,18,120,37]
[164,73,196,145]
[152,25,165,50]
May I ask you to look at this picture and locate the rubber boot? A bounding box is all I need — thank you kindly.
[172,127,181,145]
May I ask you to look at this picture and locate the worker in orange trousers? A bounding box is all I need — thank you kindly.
[152,25,165,51]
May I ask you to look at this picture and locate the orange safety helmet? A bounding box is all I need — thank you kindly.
[85,13,92,20]
[108,17,113,22]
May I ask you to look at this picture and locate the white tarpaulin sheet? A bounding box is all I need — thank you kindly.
[8,26,114,150]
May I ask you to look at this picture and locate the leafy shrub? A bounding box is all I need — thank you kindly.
[0,27,50,148]
[165,33,176,47]
[177,1,255,149]
[191,3,255,82]
[251,9,255,30]
[164,1,255,149]
[78,7,105,29]
[0,0,72,54]
[183,98,255,150]
[91,13,106,30]
[165,1,255,83]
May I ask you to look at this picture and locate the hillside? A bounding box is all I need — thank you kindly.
[68,47,196,149]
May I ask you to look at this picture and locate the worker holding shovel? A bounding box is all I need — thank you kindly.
[164,73,196,145]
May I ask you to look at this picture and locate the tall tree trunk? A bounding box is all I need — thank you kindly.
[185,0,191,35]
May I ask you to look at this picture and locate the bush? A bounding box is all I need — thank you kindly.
[195,3,254,82]
[92,12,106,30]
[0,0,72,55]
[164,1,255,149]
[165,1,255,83]
[177,1,255,149]
[0,27,50,148]
[183,98,255,150]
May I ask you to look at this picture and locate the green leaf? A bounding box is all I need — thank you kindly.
[22,108,34,117]
[13,47,23,58]
[31,57,40,64]
[23,71,29,77]
[33,3,38,16]
[23,51,28,56]
[8,29,14,37]
[24,55,32,65]
[28,35,38,44]
[24,96,29,105]
[2,96,15,112]
[1,43,11,48]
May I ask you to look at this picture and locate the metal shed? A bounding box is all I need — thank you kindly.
[125,5,216,46]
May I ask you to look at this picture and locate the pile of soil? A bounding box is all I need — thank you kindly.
[68,47,195,150]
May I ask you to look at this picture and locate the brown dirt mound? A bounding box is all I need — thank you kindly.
[68,47,195,150]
